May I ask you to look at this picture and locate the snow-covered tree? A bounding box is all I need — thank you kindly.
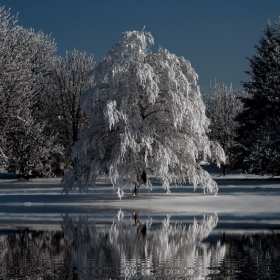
[2,117,61,177]
[202,82,245,175]
[0,5,61,177]
[62,31,225,197]
[46,50,94,169]
[236,18,280,175]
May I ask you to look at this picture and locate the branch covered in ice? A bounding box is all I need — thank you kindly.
[62,30,225,196]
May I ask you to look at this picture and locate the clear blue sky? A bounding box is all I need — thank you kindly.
[1,0,280,90]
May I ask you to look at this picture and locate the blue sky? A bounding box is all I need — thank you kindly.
[1,0,280,90]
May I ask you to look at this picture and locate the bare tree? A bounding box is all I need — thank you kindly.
[46,50,94,170]
[202,82,245,175]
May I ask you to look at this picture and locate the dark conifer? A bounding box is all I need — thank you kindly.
[236,18,280,175]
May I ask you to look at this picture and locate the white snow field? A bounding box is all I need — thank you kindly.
[0,164,280,231]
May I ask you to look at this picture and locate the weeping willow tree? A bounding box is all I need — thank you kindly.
[62,30,225,197]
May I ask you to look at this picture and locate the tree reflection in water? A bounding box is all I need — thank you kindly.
[62,212,226,279]
[0,230,79,279]
[1,213,280,279]
[218,232,280,279]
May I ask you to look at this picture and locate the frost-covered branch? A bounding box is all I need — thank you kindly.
[62,30,225,196]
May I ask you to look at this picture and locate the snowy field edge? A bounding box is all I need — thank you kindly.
[0,167,280,215]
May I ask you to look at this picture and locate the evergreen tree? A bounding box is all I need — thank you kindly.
[236,18,280,174]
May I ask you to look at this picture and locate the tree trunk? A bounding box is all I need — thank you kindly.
[133,170,144,196]
[222,156,229,177]
[222,164,228,177]
[133,182,140,196]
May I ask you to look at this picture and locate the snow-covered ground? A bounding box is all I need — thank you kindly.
[0,164,280,232]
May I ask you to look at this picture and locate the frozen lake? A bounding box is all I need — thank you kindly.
[0,165,280,279]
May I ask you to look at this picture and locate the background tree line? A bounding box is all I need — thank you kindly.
[0,6,94,178]
[204,18,280,176]
[0,4,279,178]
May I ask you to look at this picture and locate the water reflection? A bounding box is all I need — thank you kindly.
[0,230,79,279]
[219,232,280,279]
[62,212,225,279]
[0,213,280,279]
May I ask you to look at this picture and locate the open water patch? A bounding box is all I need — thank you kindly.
[1,211,280,279]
